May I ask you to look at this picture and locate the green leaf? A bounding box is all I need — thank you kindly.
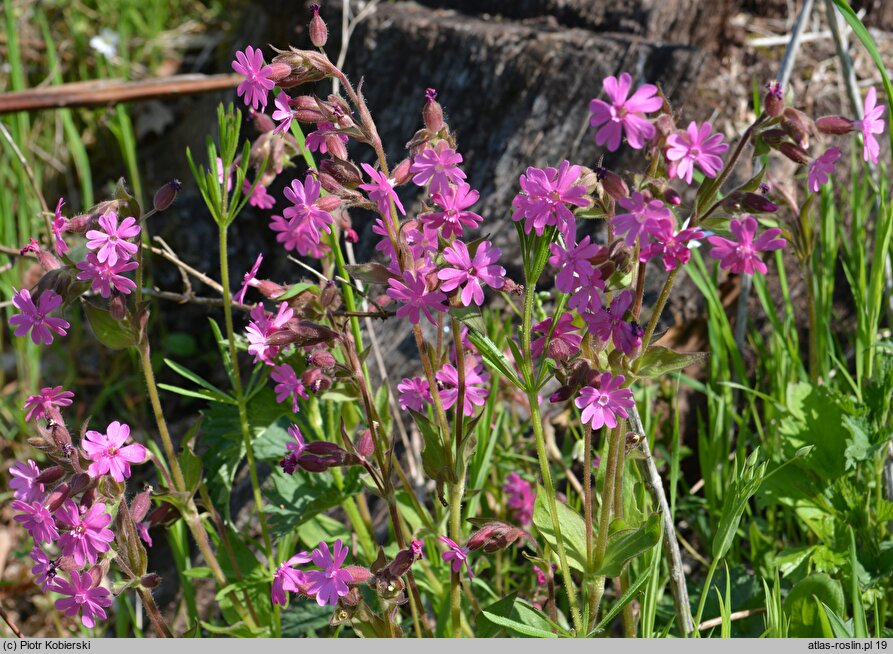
[452,307,523,388]
[783,573,845,637]
[83,302,137,349]
[164,358,235,404]
[273,282,319,301]
[635,345,708,378]
[264,467,362,538]
[157,384,236,405]
[281,602,333,636]
[819,600,855,638]
[480,608,558,638]
[849,528,869,638]
[590,569,651,634]
[779,382,852,480]
[178,447,203,496]
[532,485,588,572]
[593,513,662,577]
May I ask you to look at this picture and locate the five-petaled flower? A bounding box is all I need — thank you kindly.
[272,551,312,606]
[424,182,484,238]
[85,211,140,266]
[271,364,308,413]
[50,570,113,629]
[512,161,588,237]
[410,142,467,195]
[807,147,841,193]
[438,535,473,580]
[271,92,295,134]
[549,222,601,294]
[245,302,294,365]
[9,459,45,502]
[575,372,635,430]
[707,215,786,275]
[23,386,73,423]
[665,121,728,185]
[55,500,115,567]
[589,72,663,151]
[76,253,139,298]
[584,290,642,356]
[436,360,489,417]
[397,376,431,412]
[640,220,704,271]
[530,313,582,361]
[30,547,60,590]
[438,240,505,307]
[359,163,405,218]
[82,421,148,483]
[232,46,275,111]
[304,540,353,607]
[612,192,674,246]
[857,87,885,165]
[13,500,58,545]
[10,288,69,346]
[386,270,448,325]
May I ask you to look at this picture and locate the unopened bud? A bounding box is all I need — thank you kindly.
[68,472,92,496]
[345,228,359,243]
[87,564,108,588]
[109,294,127,321]
[422,88,443,132]
[344,566,371,585]
[317,195,341,212]
[760,128,788,146]
[764,81,785,117]
[267,62,294,83]
[816,115,856,135]
[152,179,181,212]
[662,187,681,206]
[36,466,66,485]
[391,158,412,185]
[549,385,575,404]
[309,4,328,48]
[778,141,809,165]
[467,522,527,552]
[724,191,778,213]
[546,337,573,363]
[130,488,153,523]
[596,167,629,200]
[257,280,288,299]
[46,483,70,512]
[781,107,814,148]
[140,573,161,589]
[307,348,337,368]
[290,96,327,123]
[654,113,677,140]
[324,133,348,160]
[251,109,277,133]
[355,429,374,458]
[319,158,361,187]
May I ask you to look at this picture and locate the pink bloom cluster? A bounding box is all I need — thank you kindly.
[270,175,336,259]
[272,539,354,607]
[503,473,535,525]
[77,211,142,298]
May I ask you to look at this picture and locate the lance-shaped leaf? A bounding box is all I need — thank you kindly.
[592,513,661,577]
[83,302,138,350]
[344,262,397,285]
[635,345,708,378]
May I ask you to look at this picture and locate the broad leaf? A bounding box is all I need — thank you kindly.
[83,302,137,350]
[532,485,588,572]
[593,513,661,577]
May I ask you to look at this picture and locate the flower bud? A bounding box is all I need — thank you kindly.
[87,563,108,588]
[355,429,374,458]
[596,167,629,200]
[654,113,677,140]
[764,81,785,118]
[391,158,413,185]
[501,278,524,296]
[140,573,161,589]
[723,191,778,213]
[307,348,337,368]
[35,466,66,485]
[317,195,342,212]
[816,115,856,135]
[781,107,814,148]
[256,280,288,299]
[778,141,809,165]
[130,488,153,523]
[267,62,294,83]
[467,522,528,552]
[309,4,328,48]
[549,385,575,403]
[662,187,681,206]
[109,294,127,321]
[296,454,329,472]
[320,158,361,187]
[345,228,359,243]
[152,179,181,212]
[324,133,348,160]
[546,337,573,363]
[422,88,443,132]
[68,472,92,496]
[290,95,327,123]
[344,565,371,585]
[46,483,70,512]
[251,109,277,133]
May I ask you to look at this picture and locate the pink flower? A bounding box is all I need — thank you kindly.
[217,158,234,193]
[12,500,58,545]
[234,253,264,305]
[589,72,662,151]
[410,142,466,195]
[53,198,69,256]
[423,182,484,238]
[359,163,405,217]
[808,147,841,192]
[271,92,295,134]
[76,253,138,298]
[438,240,505,307]
[82,421,147,482]
[30,547,59,590]
[246,303,293,365]
[530,313,582,360]
[707,215,786,275]
[286,425,306,457]
[244,179,276,209]
[85,211,140,266]
[55,500,114,567]
[269,213,331,258]
[640,220,704,271]
[23,386,74,422]
[50,570,112,629]
[137,522,152,548]
[666,121,728,185]
[272,551,312,606]
[436,361,489,417]
[575,372,635,430]
[386,271,448,325]
[271,364,308,413]
[512,161,588,236]
[503,473,535,525]
[305,122,348,154]
[612,192,674,246]
[232,45,275,111]
[438,535,473,580]
[283,175,335,242]
[857,87,885,165]
[304,540,353,607]
[398,377,431,412]
[9,459,45,502]
[9,288,69,345]
[549,222,601,294]
[584,290,642,356]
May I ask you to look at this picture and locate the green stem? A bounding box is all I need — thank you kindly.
[693,557,720,632]
[449,320,469,638]
[522,283,584,635]
[589,425,623,625]
[633,269,679,372]
[217,226,279,637]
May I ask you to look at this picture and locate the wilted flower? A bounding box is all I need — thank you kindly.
[52,198,69,256]
[530,313,582,361]
[271,364,308,413]
[23,386,74,422]
[234,253,264,305]
[272,551,312,606]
